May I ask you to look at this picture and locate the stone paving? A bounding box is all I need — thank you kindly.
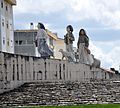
[0,80,120,106]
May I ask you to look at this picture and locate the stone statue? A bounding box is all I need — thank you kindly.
[64,25,75,52]
[35,23,53,58]
[77,29,90,64]
[77,29,101,67]
[64,25,75,62]
[59,49,74,62]
[91,54,101,68]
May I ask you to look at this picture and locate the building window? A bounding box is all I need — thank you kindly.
[7,21,9,29]
[3,37,5,45]
[11,40,13,47]
[3,40,5,45]
[10,24,12,29]
[2,19,4,26]
[2,22,4,26]
[1,2,3,8]
[15,41,18,45]
[15,40,26,45]
[7,40,9,46]
[19,40,23,45]
[49,37,53,46]
[6,5,8,11]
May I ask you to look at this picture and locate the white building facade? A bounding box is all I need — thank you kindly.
[0,0,16,53]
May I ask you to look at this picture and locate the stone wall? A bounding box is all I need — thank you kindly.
[0,80,120,106]
[0,51,119,94]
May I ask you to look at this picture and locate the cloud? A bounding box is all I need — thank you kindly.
[14,0,120,29]
[107,46,120,70]
[90,40,120,70]
[14,0,68,14]
[67,0,120,29]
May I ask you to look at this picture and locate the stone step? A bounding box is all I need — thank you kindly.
[0,81,120,106]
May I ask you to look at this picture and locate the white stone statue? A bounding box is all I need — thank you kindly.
[35,23,53,58]
[64,25,75,62]
[91,54,101,68]
[77,29,90,64]
[59,49,75,62]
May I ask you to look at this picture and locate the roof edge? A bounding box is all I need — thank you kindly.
[5,0,16,5]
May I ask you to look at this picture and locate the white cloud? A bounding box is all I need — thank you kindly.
[107,46,120,69]
[14,0,68,14]
[67,0,120,29]
[14,0,120,29]
[90,40,120,70]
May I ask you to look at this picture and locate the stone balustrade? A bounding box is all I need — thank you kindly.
[0,51,119,94]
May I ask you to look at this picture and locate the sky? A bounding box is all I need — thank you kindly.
[13,0,120,70]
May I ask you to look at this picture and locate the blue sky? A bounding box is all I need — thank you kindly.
[13,0,120,70]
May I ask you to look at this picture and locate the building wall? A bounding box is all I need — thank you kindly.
[14,31,36,56]
[0,0,15,53]
[1,0,6,52]
[8,2,14,53]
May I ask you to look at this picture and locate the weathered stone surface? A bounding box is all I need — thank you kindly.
[0,80,120,106]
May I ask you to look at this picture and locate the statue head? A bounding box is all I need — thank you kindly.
[37,23,45,30]
[66,25,73,33]
[79,29,86,36]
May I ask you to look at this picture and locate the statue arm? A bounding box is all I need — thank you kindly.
[64,34,67,43]
[71,34,75,41]
[43,30,48,41]
[85,36,89,47]
[77,37,80,49]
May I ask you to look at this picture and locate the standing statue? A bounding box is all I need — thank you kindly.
[35,23,53,58]
[77,29,90,64]
[64,25,75,52]
[64,25,75,61]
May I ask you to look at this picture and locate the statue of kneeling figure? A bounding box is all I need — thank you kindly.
[91,54,101,68]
